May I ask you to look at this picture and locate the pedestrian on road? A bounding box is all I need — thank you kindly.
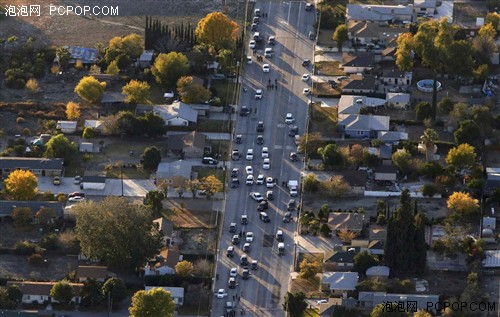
[282,181,285,186]
[233,295,235,300]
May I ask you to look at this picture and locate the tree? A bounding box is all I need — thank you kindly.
[395,33,414,72]
[445,144,476,171]
[350,144,364,164]
[438,97,454,115]
[175,260,194,277]
[35,207,56,225]
[11,207,33,226]
[370,303,409,317]
[478,22,497,39]
[151,52,189,87]
[472,31,496,65]
[145,190,165,215]
[283,292,308,317]
[199,175,223,199]
[445,40,474,76]
[177,76,211,104]
[485,12,500,30]
[415,101,433,121]
[143,146,162,171]
[454,120,482,147]
[74,76,106,103]
[102,277,127,305]
[186,179,201,199]
[318,144,346,167]
[121,33,144,58]
[474,64,489,82]
[420,128,439,162]
[50,281,74,304]
[320,223,331,237]
[65,101,81,120]
[44,134,77,161]
[333,24,348,52]
[82,127,96,140]
[106,60,120,75]
[56,46,71,69]
[137,112,166,138]
[25,78,39,93]
[392,149,412,174]
[354,250,378,275]
[75,197,162,269]
[324,175,350,197]
[122,80,150,104]
[298,132,324,156]
[129,288,176,317]
[195,12,239,51]
[447,192,480,218]
[338,228,358,243]
[304,174,320,193]
[421,184,437,197]
[81,278,103,307]
[5,170,38,201]
[298,259,322,279]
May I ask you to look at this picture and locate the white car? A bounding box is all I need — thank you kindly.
[263,158,270,170]
[250,192,264,202]
[249,40,256,49]
[68,196,85,202]
[216,289,227,298]
[246,175,254,185]
[230,267,238,277]
[303,88,311,95]
[266,177,275,188]
[262,64,270,73]
[246,149,254,160]
[256,174,265,185]
[301,74,310,81]
[285,113,295,124]
[262,147,269,158]
[317,299,328,304]
[255,89,263,100]
[246,232,254,242]
[245,165,253,175]
[247,56,252,64]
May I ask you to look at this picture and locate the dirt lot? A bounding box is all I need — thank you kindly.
[0,222,43,248]
[178,229,217,255]
[162,198,218,229]
[0,253,78,280]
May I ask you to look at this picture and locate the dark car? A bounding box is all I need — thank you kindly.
[283,212,292,223]
[240,255,249,266]
[302,59,310,66]
[202,157,218,165]
[290,152,298,161]
[289,126,298,136]
[242,268,251,279]
[231,168,239,178]
[231,178,240,188]
[232,235,240,245]
[251,23,258,31]
[327,79,338,88]
[240,106,250,116]
[256,135,264,145]
[236,135,242,144]
[257,200,269,211]
[256,121,264,132]
[229,223,237,233]
[241,215,248,225]
[287,199,297,211]
[68,192,85,198]
[228,277,237,289]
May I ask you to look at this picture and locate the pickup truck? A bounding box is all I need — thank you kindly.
[288,180,298,197]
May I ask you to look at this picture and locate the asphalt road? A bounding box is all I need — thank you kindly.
[211,1,316,316]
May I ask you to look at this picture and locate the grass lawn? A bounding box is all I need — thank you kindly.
[309,103,338,136]
[197,119,231,133]
[290,276,321,296]
[206,140,230,160]
[313,82,341,97]
[211,81,239,106]
[314,61,345,76]
[317,29,335,46]
[192,166,226,184]
[303,308,320,317]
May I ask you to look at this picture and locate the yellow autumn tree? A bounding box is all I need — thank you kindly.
[74,76,106,103]
[195,12,239,51]
[122,80,150,104]
[447,192,479,217]
[175,260,194,277]
[5,170,38,200]
[66,101,81,120]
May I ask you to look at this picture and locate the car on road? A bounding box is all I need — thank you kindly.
[227,246,235,257]
[74,175,81,184]
[266,177,274,188]
[243,243,251,253]
[256,135,264,144]
[246,175,254,185]
[301,74,310,81]
[229,223,237,233]
[251,23,258,31]
[240,106,250,116]
[283,212,292,223]
[246,232,254,242]
[230,267,238,277]
[216,289,227,298]
[253,16,259,24]
[262,64,270,73]
[255,89,263,100]
[249,40,256,49]
[246,149,254,160]
[278,242,285,255]
[259,212,270,222]
[242,268,251,279]
[264,47,273,58]
[245,166,253,175]
[276,230,284,241]
[328,79,338,88]
[287,199,297,211]
[256,174,265,185]
[202,157,218,165]
[290,152,298,161]
[268,36,275,45]
[256,121,264,132]
[254,8,261,16]
[251,260,258,270]
[266,190,274,200]
[303,88,311,95]
[241,215,248,225]
[232,235,240,245]
[53,176,61,185]
[337,75,349,81]
[261,147,269,158]
[68,196,85,203]
[317,299,328,304]
[228,277,237,289]
[308,31,316,40]
[231,168,239,178]
[231,178,240,188]
[305,3,314,10]
[285,113,295,124]
[249,192,264,202]
[289,126,298,136]
[236,134,242,144]
[257,200,269,211]
[231,149,241,161]
[262,158,270,170]
[302,59,310,66]
[240,255,249,266]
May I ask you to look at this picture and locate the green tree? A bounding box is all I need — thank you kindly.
[195,12,239,51]
[420,128,439,162]
[137,112,166,138]
[122,80,150,104]
[320,223,331,237]
[81,278,103,307]
[282,292,308,317]
[44,134,78,162]
[82,127,96,140]
[438,97,454,115]
[445,40,474,76]
[35,207,56,226]
[11,207,33,227]
[445,144,476,171]
[145,190,165,215]
[415,101,433,121]
[5,170,38,201]
[395,33,414,72]
[392,149,412,174]
[143,146,162,171]
[106,60,120,75]
[354,250,378,275]
[304,173,320,193]
[74,76,106,103]
[454,120,482,146]
[175,260,194,277]
[0,284,22,309]
[333,24,348,52]
[129,288,175,317]
[318,144,346,167]
[474,64,489,82]
[50,281,74,304]
[75,197,162,269]
[472,29,497,65]
[151,52,189,87]
[421,184,437,197]
[177,76,211,104]
[56,46,71,69]
[413,212,428,272]
[102,277,127,305]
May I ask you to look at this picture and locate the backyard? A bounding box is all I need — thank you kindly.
[314,61,345,76]
[309,103,339,137]
[162,198,218,229]
[211,82,239,106]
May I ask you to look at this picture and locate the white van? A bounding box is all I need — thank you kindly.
[264,47,273,58]
[253,32,262,42]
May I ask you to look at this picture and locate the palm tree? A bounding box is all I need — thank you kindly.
[420,128,439,161]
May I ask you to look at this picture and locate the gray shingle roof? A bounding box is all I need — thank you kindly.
[338,114,390,132]
[342,53,375,68]
[0,157,64,170]
[346,4,414,22]
[0,201,64,217]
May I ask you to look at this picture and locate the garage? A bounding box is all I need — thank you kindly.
[81,176,106,190]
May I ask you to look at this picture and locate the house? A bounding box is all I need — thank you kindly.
[374,165,398,181]
[347,21,408,46]
[56,121,77,134]
[485,167,500,194]
[156,160,194,188]
[483,250,500,268]
[138,50,154,68]
[381,47,397,61]
[482,217,497,243]
[324,249,357,270]
[84,120,103,131]
[358,292,440,313]
[0,201,63,221]
[366,266,390,279]
[342,53,375,74]
[346,4,414,23]
[321,272,359,295]
[76,265,109,282]
[328,212,367,234]
[167,131,207,159]
[414,0,437,16]
[101,91,126,106]
[377,131,409,144]
[351,239,385,255]
[381,69,413,86]
[337,170,367,194]
[65,46,98,64]
[153,217,175,247]
[143,247,181,276]
[0,157,64,177]
[145,286,184,306]
[386,93,410,108]
[79,142,97,153]
[338,114,390,138]
[6,281,84,305]
[368,144,392,160]
[337,95,386,115]
[342,75,377,95]
[135,103,198,126]
[81,176,106,190]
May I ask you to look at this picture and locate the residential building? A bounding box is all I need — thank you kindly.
[342,53,375,74]
[81,176,106,190]
[377,131,409,144]
[143,247,181,276]
[144,286,184,306]
[337,95,386,115]
[65,46,98,64]
[482,217,497,243]
[153,217,175,247]
[56,121,77,134]
[485,167,500,194]
[414,0,437,16]
[135,103,198,126]
[0,157,64,177]
[76,266,109,282]
[156,160,194,188]
[374,165,398,181]
[138,50,154,68]
[483,250,500,268]
[167,131,207,159]
[0,201,63,221]
[84,120,103,131]
[342,75,378,95]
[79,142,97,153]
[368,144,392,160]
[385,92,410,108]
[351,239,385,255]
[328,212,367,234]
[6,281,83,305]
[358,292,440,313]
[338,114,390,138]
[381,47,397,61]
[101,91,126,106]
[337,170,367,194]
[321,272,359,295]
[381,69,413,86]
[346,4,414,23]
[366,266,390,279]
[324,249,357,270]
[348,21,408,46]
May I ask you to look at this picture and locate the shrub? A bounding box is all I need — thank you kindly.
[28,253,44,266]
[376,214,387,225]
[50,65,60,74]
[22,128,31,136]
[16,117,25,124]
[25,78,39,92]
[421,184,437,197]
[41,234,59,250]
[14,241,38,255]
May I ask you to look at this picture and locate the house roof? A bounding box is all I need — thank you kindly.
[82,176,106,183]
[486,167,500,181]
[483,217,496,230]
[167,131,207,151]
[348,21,407,45]
[84,120,103,130]
[414,0,437,8]
[338,114,390,132]
[382,47,397,57]
[153,217,174,236]
[0,157,64,170]
[159,247,181,269]
[346,4,414,22]
[137,103,198,123]
[7,281,84,296]
[338,95,386,115]
[342,53,375,68]
[328,212,367,231]
[366,265,390,277]
[101,91,126,104]
[379,144,393,159]
[139,50,154,62]
[0,201,63,218]
[378,131,409,142]
[342,75,377,91]
[56,121,77,129]
[79,142,94,152]
[145,286,184,299]
[386,93,411,105]
[382,69,412,80]
[322,272,359,291]
[375,165,398,173]
[324,249,358,263]
[76,266,108,279]
[156,160,193,180]
[66,46,98,63]
[337,170,367,187]
[483,250,500,268]
[371,293,440,311]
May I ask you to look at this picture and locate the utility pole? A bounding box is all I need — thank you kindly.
[120,165,124,196]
